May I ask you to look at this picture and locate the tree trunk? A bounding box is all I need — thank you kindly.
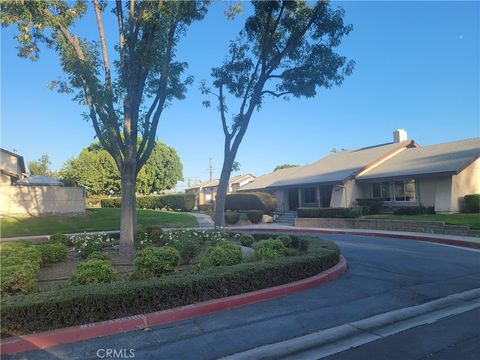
[119,163,137,257]
[214,154,235,228]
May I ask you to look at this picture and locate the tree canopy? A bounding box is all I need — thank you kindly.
[60,141,183,195]
[28,154,55,177]
[273,163,300,172]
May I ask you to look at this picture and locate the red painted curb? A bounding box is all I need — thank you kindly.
[0,256,347,355]
[229,227,480,250]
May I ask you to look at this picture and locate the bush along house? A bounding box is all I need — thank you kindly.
[239,130,479,214]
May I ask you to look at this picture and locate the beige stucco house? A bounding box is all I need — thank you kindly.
[240,131,479,214]
[0,148,86,216]
[186,174,256,206]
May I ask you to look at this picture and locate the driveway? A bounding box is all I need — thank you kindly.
[7,233,480,359]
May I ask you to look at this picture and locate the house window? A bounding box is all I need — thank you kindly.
[394,179,416,201]
[303,188,317,204]
[371,182,391,201]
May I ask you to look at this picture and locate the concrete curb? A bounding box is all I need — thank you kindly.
[0,256,347,355]
[228,227,480,249]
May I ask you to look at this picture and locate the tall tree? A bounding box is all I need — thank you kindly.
[60,141,183,195]
[202,1,354,226]
[1,1,207,255]
[28,153,55,177]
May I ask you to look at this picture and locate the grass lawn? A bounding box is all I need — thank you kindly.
[1,208,198,238]
[364,213,480,229]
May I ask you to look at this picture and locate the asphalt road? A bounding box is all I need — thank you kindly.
[7,233,480,360]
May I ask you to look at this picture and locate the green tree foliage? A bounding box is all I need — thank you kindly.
[1,1,208,255]
[60,141,183,195]
[273,163,299,172]
[201,0,354,226]
[28,154,55,177]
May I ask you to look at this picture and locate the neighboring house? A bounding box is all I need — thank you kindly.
[0,148,26,185]
[0,149,86,216]
[186,174,256,206]
[239,130,480,213]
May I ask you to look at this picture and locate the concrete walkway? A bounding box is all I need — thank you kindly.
[187,212,214,229]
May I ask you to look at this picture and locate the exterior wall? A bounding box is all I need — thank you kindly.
[0,151,22,177]
[1,173,11,186]
[417,177,437,208]
[0,186,85,216]
[274,189,288,212]
[451,158,480,212]
[434,177,453,213]
[330,180,357,208]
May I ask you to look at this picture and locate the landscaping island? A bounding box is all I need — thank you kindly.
[0,229,340,338]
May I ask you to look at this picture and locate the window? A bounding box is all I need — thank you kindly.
[371,182,391,201]
[303,188,317,204]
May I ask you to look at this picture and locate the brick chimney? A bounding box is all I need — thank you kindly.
[393,129,408,143]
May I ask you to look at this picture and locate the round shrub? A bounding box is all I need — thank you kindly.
[239,234,255,247]
[246,210,263,224]
[254,239,287,260]
[277,234,293,248]
[1,265,39,296]
[201,241,243,267]
[144,226,166,245]
[87,251,108,261]
[36,242,68,264]
[225,211,241,225]
[70,259,117,285]
[464,194,480,213]
[50,233,70,246]
[133,246,180,279]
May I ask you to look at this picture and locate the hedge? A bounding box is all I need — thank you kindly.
[464,194,480,213]
[297,207,362,218]
[225,192,276,213]
[356,198,384,215]
[1,237,339,337]
[393,206,435,215]
[246,210,263,224]
[100,194,195,212]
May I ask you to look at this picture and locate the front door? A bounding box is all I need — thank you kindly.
[288,188,299,210]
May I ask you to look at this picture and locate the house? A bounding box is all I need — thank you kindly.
[1,148,26,185]
[239,130,480,213]
[0,148,86,216]
[186,174,256,206]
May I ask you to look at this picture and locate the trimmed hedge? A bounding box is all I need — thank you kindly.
[225,192,276,213]
[464,194,480,213]
[254,239,287,260]
[225,211,240,225]
[132,247,180,279]
[36,242,68,264]
[0,237,339,337]
[356,198,384,215]
[246,210,263,224]
[239,234,255,247]
[393,206,435,215]
[70,259,117,286]
[100,194,195,212]
[297,207,362,218]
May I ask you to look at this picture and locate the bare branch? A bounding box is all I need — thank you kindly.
[116,0,126,74]
[219,84,230,139]
[93,0,111,91]
[261,90,291,97]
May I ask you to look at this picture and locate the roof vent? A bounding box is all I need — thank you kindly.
[393,129,408,143]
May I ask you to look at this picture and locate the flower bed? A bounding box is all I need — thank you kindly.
[0,232,340,338]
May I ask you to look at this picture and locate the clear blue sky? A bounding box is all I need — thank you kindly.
[1,1,479,189]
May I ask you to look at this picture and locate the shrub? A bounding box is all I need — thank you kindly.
[169,237,201,264]
[50,233,70,246]
[101,194,195,211]
[239,234,255,247]
[225,211,241,225]
[1,265,39,296]
[246,210,263,224]
[0,243,42,272]
[144,226,165,245]
[86,251,108,261]
[198,204,213,212]
[100,197,121,208]
[297,207,362,218]
[70,233,116,257]
[201,241,243,267]
[0,237,340,337]
[277,234,293,248]
[393,206,435,215]
[161,194,195,212]
[356,198,384,215]
[70,259,117,286]
[225,192,276,213]
[254,239,288,260]
[464,194,480,213]
[133,246,180,279]
[36,242,68,264]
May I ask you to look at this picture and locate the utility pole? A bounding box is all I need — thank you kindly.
[209,158,213,181]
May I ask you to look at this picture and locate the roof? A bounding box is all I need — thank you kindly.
[241,141,415,191]
[0,148,26,175]
[15,175,64,186]
[357,137,480,180]
[187,174,256,190]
